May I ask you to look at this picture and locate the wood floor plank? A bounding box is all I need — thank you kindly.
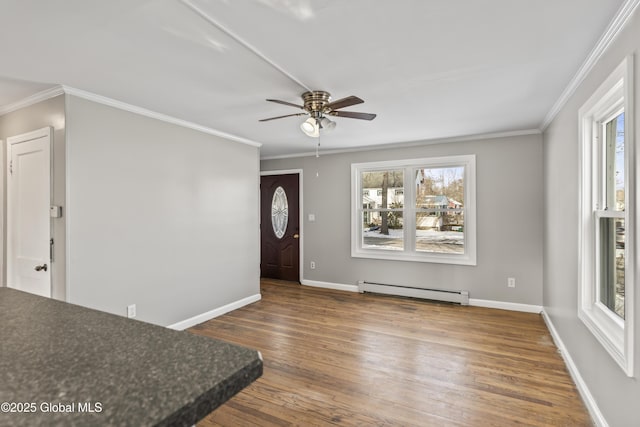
[192,279,590,426]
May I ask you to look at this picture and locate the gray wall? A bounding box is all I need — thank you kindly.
[0,95,67,300]
[262,133,544,305]
[543,8,640,426]
[66,95,260,326]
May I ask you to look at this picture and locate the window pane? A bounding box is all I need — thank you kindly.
[416,212,464,254]
[415,166,464,254]
[605,112,624,211]
[363,211,403,251]
[599,217,625,318]
[361,170,404,208]
[415,167,464,208]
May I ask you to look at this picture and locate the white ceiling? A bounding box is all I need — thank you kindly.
[0,0,627,158]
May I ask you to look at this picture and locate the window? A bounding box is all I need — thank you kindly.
[351,155,476,265]
[578,56,634,376]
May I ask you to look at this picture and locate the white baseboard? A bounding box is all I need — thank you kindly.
[541,310,607,427]
[301,279,359,292]
[300,281,543,313]
[469,298,543,313]
[167,293,261,331]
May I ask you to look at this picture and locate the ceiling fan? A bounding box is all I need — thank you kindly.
[259,90,376,137]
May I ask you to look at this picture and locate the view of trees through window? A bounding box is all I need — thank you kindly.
[361,170,404,250]
[361,166,465,254]
[416,167,464,206]
[601,112,625,319]
[416,167,464,254]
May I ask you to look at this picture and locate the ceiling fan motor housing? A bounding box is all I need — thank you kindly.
[302,91,331,116]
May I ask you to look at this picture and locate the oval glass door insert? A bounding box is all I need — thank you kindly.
[271,186,288,239]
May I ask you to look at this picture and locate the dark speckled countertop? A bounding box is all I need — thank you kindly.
[0,287,262,426]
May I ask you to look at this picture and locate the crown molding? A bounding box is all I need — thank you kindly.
[260,129,541,161]
[1,84,262,148]
[61,86,262,148]
[540,0,640,131]
[0,85,64,116]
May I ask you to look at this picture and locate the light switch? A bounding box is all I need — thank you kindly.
[50,206,62,218]
[308,214,316,222]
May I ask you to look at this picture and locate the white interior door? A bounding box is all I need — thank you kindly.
[7,127,52,297]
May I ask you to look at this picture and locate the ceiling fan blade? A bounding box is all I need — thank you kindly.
[266,99,305,109]
[259,112,307,122]
[330,110,377,120]
[325,96,364,111]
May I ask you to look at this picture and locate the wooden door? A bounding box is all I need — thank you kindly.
[7,127,52,297]
[261,174,300,282]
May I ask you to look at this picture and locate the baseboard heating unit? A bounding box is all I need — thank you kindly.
[358,281,469,305]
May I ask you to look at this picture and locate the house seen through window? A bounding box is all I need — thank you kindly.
[352,156,476,265]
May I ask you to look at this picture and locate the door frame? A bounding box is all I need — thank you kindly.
[260,169,303,283]
[0,139,3,287]
[6,127,53,295]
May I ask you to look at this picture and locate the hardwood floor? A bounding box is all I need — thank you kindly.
[190,279,590,426]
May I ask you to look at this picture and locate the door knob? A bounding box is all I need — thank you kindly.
[293,234,300,239]
[34,264,48,272]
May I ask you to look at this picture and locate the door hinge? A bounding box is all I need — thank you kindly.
[50,238,54,262]
[9,160,12,175]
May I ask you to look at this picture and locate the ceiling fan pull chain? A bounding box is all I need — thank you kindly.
[316,132,320,177]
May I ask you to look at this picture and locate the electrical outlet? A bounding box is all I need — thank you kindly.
[507,277,516,288]
[127,304,136,318]
[310,261,316,269]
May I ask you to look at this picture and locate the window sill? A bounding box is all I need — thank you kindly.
[351,248,477,266]
[578,304,632,376]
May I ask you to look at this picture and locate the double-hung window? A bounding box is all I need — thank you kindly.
[351,155,476,265]
[578,56,635,376]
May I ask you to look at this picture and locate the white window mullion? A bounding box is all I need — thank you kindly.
[405,167,416,254]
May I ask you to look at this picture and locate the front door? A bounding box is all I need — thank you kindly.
[261,173,300,281]
[7,127,52,297]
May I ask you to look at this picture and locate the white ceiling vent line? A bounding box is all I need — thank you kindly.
[180,0,311,92]
[540,0,640,131]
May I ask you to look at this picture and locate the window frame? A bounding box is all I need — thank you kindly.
[578,55,635,377]
[351,155,476,265]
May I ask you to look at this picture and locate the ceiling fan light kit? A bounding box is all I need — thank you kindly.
[260,90,376,138]
[319,117,336,131]
[300,117,319,137]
